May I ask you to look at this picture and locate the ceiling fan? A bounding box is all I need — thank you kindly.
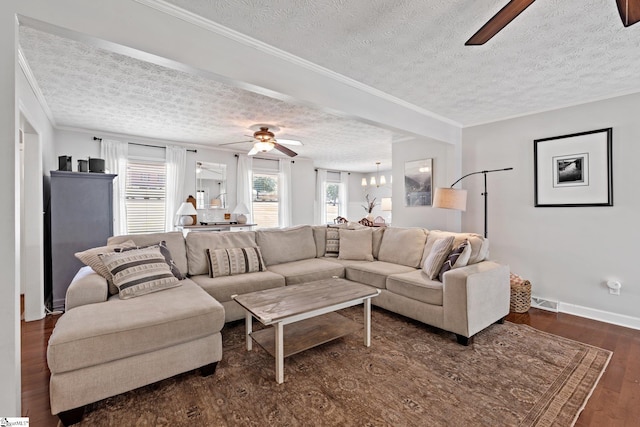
[466,0,640,45]
[219,124,301,157]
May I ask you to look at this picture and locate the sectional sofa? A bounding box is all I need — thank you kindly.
[47,224,509,425]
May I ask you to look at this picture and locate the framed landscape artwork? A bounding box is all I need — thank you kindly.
[534,128,613,207]
[404,159,432,206]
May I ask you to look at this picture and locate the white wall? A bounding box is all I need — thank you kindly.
[462,92,640,324]
[391,138,461,231]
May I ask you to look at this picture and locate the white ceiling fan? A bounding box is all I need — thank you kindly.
[219,124,302,157]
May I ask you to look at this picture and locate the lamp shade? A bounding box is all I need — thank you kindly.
[361,178,367,187]
[379,175,386,185]
[176,202,198,216]
[432,188,467,211]
[381,197,392,211]
[232,202,250,214]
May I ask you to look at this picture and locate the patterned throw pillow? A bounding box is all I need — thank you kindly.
[438,239,470,282]
[117,241,185,280]
[206,247,266,278]
[325,226,341,257]
[99,247,181,299]
[75,240,137,291]
[422,236,455,280]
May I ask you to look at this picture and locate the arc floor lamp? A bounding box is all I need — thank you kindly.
[432,167,513,238]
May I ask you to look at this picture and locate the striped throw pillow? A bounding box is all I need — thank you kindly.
[206,247,266,278]
[99,247,181,299]
[325,226,341,257]
[422,236,455,280]
[75,240,137,294]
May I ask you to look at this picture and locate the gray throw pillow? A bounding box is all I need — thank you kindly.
[338,228,374,261]
[438,239,470,282]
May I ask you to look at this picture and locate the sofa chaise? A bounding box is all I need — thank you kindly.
[47,224,509,425]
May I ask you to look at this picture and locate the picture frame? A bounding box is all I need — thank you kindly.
[404,159,432,206]
[534,128,613,207]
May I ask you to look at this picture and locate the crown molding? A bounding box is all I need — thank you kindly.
[133,0,461,129]
[17,48,57,126]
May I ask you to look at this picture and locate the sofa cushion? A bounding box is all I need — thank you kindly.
[206,246,266,278]
[75,240,137,294]
[108,232,188,277]
[47,280,223,374]
[377,227,428,268]
[312,225,327,257]
[323,258,373,268]
[186,231,257,276]
[345,261,416,289]
[99,247,181,299]
[338,228,374,261]
[190,271,285,303]
[267,258,345,285]
[421,230,489,266]
[387,270,443,306]
[422,236,455,280]
[256,225,317,266]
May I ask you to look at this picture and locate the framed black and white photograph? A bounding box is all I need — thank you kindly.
[404,159,432,206]
[534,128,612,207]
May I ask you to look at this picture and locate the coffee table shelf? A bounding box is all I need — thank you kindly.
[250,311,361,358]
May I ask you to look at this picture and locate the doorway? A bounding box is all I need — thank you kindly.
[20,113,45,321]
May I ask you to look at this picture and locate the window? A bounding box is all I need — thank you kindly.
[252,172,279,228]
[125,159,166,234]
[324,171,344,224]
[325,183,340,224]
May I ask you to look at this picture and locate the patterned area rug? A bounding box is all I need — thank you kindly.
[78,307,611,426]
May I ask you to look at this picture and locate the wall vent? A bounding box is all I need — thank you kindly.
[531,296,559,312]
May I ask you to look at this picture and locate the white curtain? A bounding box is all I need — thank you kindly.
[315,168,328,224]
[236,154,253,222]
[165,145,187,231]
[278,159,293,227]
[339,171,349,219]
[101,139,128,235]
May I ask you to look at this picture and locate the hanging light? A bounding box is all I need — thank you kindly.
[254,141,275,152]
[361,178,367,187]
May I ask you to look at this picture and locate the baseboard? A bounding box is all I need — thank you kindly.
[558,302,640,331]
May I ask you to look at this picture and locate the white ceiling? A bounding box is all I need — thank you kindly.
[17,0,640,172]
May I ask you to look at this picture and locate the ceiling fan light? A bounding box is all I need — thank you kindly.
[254,141,275,152]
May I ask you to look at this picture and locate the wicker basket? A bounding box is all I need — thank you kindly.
[510,273,531,313]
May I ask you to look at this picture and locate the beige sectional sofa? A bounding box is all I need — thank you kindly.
[48,224,509,425]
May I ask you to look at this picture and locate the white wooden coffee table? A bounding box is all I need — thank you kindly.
[232,278,380,384]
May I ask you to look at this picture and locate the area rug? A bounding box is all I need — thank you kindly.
[78,307,611,426]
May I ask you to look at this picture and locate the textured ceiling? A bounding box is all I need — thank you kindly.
[167,0,640,125]
[18,26,396,173]
[18,0,640,173]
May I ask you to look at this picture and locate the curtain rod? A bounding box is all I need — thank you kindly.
[93,137,197,153]
[315,168,350,175]
[234,153,295,163]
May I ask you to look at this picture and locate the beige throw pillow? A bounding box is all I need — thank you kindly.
[422,236,455,280]
[338,228,374,261]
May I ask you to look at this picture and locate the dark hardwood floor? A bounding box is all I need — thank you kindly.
[22,308,640,426]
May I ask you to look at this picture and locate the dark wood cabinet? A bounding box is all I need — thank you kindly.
[50,171,116,311]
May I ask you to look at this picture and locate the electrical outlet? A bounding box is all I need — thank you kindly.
[606,280,621,296]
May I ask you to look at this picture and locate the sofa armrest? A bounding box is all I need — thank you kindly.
[442,261,510,338]
[65,266,109,311]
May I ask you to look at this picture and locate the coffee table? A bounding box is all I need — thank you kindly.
[232,278,380,383]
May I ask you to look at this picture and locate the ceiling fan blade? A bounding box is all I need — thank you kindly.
[219,140,252,146]
[275,138,302,146]
[617,0,640,27]
[247,146,259,156]
[273,143,298,157]
[465,0,536,46]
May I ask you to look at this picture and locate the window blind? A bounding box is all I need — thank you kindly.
[125,160,166,234]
